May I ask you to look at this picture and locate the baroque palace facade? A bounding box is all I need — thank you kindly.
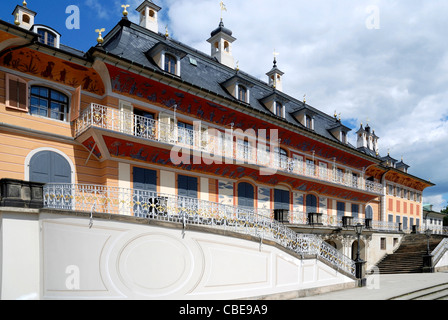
[0,1,434,269]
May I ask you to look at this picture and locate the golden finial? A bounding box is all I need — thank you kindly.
[121,4,130,17]
[95,28,105,44]
[23,0,27,7]
[235,60,239,71]
[14,13,20,26]
[303,94,306,104]
[165,26,169,38]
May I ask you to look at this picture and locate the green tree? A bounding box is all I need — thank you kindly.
[442,204,448,226]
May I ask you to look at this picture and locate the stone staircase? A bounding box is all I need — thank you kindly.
[376,234,446,274]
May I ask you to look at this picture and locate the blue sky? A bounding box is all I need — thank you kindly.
[2,0,448,211]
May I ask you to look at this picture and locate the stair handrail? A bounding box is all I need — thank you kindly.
[432,238,448,266]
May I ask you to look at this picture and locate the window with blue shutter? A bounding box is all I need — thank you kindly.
[306,194,318,213]
[29,151,71,184]
[352,204,359,219]
[178,175,198,199]
[133,167,157,192]
[337,202,345,218]
[274,189,290,211]
[238,182,254,208]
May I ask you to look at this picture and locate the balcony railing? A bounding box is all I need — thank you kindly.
[74,103,383,195]
[43,183,356,277]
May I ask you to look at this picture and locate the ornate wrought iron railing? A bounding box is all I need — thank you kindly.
[43,183,357,277]
[73,103,383,195]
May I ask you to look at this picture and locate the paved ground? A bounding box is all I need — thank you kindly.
[296,272,448,300]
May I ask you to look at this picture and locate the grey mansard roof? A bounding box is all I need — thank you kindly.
[93,18,379,156]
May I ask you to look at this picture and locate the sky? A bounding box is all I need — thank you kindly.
[2,0,448,211]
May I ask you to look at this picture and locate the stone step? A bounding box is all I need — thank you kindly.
[391,283,448,300]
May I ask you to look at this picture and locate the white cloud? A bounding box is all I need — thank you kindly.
[84,0,109,20]
[424,195,447,212]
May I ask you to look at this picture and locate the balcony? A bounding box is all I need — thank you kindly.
[43,183,357,277]
[74,104,383,195]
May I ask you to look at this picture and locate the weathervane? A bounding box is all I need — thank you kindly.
[220,1,227,21]
[273,49,279,67]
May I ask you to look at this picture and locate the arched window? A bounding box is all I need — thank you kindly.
[29,150,72,184]
[30,86,69,121]
[164,54,177,74]
[224,41,230,52]
[365,205,374,220]
[238,182,255,209]
[275,147,288,169]
[23,14,31,24]
[306,194,318,214]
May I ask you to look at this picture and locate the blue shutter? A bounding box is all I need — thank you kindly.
[306,194,318,213]
[352,204,359,219]
[133,167,157,192]
[238,182,254,208]
[178,175,198,199]
[337,202,345,218]
[274,189,290,210]
[30,151,71,184]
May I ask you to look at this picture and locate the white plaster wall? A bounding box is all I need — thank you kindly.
[160,170,175,196]
[0,210,41,300]
[0,209,355,300]
[435,251,448,271]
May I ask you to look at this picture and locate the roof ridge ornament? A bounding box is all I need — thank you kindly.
[95,28,105,45]
[122,4,130,18]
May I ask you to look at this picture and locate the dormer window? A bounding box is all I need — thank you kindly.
[33,25,61,48]
[329,122,351,144]
[146,42,186,77]
[221,75,253,104]
[260,92,289,119]
[292,107,316,131]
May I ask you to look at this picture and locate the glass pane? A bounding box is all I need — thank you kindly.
[47,33,55,47]
[31,87,40,95]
